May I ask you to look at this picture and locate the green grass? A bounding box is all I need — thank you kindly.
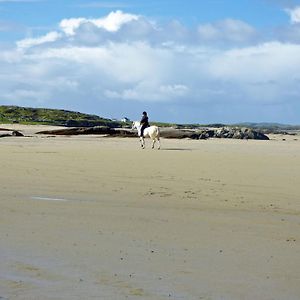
[1,105,299,130]
[0,105,122,127]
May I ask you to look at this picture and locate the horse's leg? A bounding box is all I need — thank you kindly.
[151,138,155,149]
[140,137,145,149]
[148,133,155,149]
[157,137,161,150]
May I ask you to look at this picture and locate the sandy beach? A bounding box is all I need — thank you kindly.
[1,125,300,300]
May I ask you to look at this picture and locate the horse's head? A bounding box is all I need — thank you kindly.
[132,121,140,130]
[132,121,142,136]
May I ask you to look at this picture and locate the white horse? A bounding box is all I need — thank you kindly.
[132,121,161,149]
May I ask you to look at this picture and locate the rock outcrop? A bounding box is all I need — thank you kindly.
[12,130,24,137]
[214,127,269,140]
[0,134,12,138]
[159,127,269,140]
[36,126,136,137]
[36,126,269,140]
[0,129,24,138]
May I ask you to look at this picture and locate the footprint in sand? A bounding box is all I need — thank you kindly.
[145,188,172,198]
[286,238,296,242]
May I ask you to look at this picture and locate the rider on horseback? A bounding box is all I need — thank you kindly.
[140,111,150,137]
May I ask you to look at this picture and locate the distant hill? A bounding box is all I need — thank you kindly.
[170,122,300,131]
[232,122,300,131]
[0,105,122,127]
[1,105,299,131]
[163,122,300,131]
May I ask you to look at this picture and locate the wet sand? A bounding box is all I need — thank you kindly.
[0,125,300,300]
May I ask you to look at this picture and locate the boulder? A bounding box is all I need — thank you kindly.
[215,127,269,140]
[12,130,24,136]
[0,130,23,138]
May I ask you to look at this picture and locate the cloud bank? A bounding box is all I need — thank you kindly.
[286,6,300,23]
[1,10,300,123]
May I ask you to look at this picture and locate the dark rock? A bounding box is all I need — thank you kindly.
[12,130,24,136]
[0,134,11,138]
[159,128,195,139]
[36,126,269,140]
[194,129,215,140]
[0,128,12,131]
[37,126,137,137]
[215,127,269,140]
[37,126,113,135]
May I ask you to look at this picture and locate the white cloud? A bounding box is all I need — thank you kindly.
[15,12,257,51]
[7,38,300,105]
[59,10,139,36]
[105,83,189,101]
[160,84,189,96]
[59,18,86,36]
[198,19,257,44]
[285,6,300,23]
[209,42,300,82]
[16,31,62,49]
[2,10,300,123]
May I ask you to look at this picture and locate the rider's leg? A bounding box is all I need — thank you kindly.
[140,125,146,137]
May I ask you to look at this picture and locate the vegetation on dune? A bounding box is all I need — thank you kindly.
[0,105,299,131]
[0,105,122,127]
[232,122,300,131]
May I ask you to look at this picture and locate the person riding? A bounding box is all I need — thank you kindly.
[140,111,150,137]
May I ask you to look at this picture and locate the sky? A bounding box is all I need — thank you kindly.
[1,0,300,124]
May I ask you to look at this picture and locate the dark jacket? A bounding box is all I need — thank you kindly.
[140,115,149,128]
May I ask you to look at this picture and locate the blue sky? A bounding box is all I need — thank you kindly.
[1,0,300,124]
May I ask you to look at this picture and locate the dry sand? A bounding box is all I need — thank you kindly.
[0,125,300,300]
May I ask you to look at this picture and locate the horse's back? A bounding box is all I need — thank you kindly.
[147,125,160,138]
[154,125,160,137]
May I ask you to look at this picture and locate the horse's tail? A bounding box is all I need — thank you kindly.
[156,126,160,138]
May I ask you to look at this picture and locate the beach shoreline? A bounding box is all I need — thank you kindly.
[1,125,300,299]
